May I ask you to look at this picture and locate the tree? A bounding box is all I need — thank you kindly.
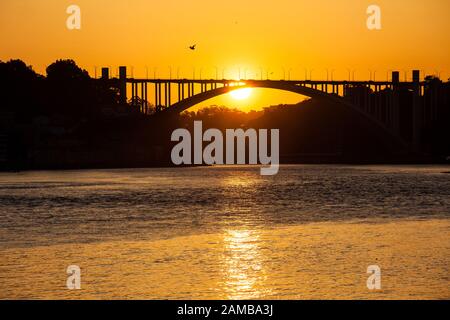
[0,60,41,115]
[44,60,93,116]
[46,59,90,82]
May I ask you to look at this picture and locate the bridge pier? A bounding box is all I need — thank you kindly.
[158,83,162,107]
[142,82,147,113]
[131,81,136,106]
[119,66,127,104]
[391,71,400,136]
[412,70,422,152]
[155,83,159,110]
[168,82,172,107]
[164,83,168,108]
[101,67,109,80]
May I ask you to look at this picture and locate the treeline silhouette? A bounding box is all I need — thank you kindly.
[0,59,449,170]
[0,59,126,118]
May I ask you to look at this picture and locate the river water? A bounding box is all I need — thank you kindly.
[0,165,449,299]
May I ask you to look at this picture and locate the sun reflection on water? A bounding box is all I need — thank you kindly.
[221,229,269,299]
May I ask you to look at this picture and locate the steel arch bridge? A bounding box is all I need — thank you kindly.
[104,67,425,150]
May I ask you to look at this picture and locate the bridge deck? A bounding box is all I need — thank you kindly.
[125,78,423,86]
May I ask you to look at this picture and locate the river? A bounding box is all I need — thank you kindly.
[0,165,449,299]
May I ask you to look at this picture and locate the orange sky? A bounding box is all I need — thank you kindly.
[1,0,449,110]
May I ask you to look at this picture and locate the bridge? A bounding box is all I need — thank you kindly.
[101,67,427,151]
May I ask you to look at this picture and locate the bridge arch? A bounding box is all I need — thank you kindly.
[162,81,407,149]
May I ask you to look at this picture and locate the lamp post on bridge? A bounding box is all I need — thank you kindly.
[402,70,409,82]
[368,69,377,81]
[347,69,356,81]
[386,70,392,81]
[281,67,292,80]
[326,68,334,81]
[303,68,314,80]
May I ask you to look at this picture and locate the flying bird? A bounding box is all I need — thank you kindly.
[189,44,197,50]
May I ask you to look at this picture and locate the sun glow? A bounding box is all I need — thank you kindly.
[230,88,252,100]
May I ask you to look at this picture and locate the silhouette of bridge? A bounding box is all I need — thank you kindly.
[101,67,427,150]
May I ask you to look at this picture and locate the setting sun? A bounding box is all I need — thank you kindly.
[229,88,253,100]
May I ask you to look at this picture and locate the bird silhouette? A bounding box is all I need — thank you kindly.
[189,44,197,50]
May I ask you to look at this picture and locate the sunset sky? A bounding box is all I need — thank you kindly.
[1,0,449,110]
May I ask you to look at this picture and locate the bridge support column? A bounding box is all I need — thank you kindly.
[164,83,168,108]
[141,82,146,113]
[158,83,162,108]
[155,82,159,110]
[144,82,148,114]
[368,85,372,115]
[168,82,172,107]
[391,71,400,135]
[119,66,127,104]
[131,82,136,106]
[412,70,422,152]
[101,67,109,80]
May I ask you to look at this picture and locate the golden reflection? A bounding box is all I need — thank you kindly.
[222,175,258,188]
[221,229,268,299]
[1,220,449,299]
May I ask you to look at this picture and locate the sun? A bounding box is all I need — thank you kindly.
[230,88,252,100]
